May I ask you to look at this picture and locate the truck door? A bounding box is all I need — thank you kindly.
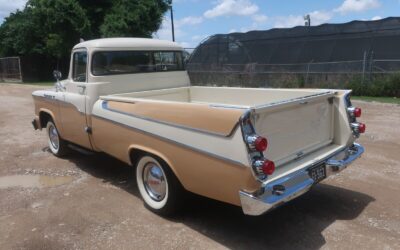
[59,49,92,149]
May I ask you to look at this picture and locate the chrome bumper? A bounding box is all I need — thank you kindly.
[239,143,364,216]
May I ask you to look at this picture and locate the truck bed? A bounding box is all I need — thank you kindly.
[96,86,351,183]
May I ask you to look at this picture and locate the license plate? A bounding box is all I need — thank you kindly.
[308,164,326,183]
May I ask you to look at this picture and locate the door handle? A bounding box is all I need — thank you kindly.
[77,85,86,94]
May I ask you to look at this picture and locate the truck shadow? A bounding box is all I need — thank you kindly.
[65,150,374,250]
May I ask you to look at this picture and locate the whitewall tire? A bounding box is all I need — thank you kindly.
[136,155,184,215]
[46,120,68,157]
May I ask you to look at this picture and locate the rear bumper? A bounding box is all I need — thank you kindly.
[239,143,364,216]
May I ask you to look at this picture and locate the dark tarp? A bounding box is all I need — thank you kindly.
[188,17,400,67]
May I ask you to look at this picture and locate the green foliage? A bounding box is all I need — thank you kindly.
[0,0,170,80]
[345,74,400,97]
[0,10,36,56]
[100,0,169,37]
[351,96,400,104]
[0,0,170,58]
[77,0,114,38]
[0,0,90,59]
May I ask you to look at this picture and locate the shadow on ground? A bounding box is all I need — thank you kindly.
[64,149,375,250]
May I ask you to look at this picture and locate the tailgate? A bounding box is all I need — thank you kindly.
[253,92,335,167]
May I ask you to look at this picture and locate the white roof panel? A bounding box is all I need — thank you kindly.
[73,38,182,50]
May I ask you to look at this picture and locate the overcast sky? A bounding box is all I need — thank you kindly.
[1,0,399,48]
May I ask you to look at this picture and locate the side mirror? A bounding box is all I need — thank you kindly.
[53,70,62,81]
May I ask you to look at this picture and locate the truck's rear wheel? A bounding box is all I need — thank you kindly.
[46,120,68,157]
[136,155,183,216]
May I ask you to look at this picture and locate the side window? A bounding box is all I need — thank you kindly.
[154,51,184,71]
[73,51,87,82]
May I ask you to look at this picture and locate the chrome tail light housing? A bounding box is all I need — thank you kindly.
[240,112,275,182]
[345,94,366,137]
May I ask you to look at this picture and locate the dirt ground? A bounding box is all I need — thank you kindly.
[0,83,399,250]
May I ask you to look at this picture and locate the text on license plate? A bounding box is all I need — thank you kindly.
[308,164,326,183]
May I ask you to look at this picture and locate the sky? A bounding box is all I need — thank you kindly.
[1,0,399,48]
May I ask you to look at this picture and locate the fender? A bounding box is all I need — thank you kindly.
[39,108,63,136]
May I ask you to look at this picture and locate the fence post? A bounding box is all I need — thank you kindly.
[362,51,367,84]
[18,57,23,82]
[305,60,313,86]
[0,58,3,82]
[368,51,374,81]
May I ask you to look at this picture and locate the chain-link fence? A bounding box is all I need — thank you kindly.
[187,59,400,88]
[187,17,400,89]
[0,57,22,82]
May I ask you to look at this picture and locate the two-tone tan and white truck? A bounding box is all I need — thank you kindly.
[32,38,365,216]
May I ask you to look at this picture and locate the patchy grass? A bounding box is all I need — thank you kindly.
[22,81,54,86]
[0,81,54,86]
[352,96,400,105]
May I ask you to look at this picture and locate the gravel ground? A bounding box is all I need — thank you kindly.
[0,83,399,250]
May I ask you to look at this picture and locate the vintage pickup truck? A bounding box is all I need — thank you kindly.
[32,38,365,216]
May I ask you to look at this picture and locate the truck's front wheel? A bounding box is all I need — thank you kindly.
[46,120,68,157]
[136,155,183,216]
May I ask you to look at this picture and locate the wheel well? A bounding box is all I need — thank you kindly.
[129,147,185,192]
[129,148,147,167]
[129,148,174,176]
[39,112,52,128]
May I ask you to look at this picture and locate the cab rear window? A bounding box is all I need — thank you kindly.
[92,51,184,76]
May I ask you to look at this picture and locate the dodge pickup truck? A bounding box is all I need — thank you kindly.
[32,38,365,216]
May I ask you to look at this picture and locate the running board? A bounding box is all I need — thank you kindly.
[67,144,94,155]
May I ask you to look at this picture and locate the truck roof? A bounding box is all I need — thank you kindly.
[73,38,183,51]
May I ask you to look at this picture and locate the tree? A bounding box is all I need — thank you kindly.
[0,0,90,59]
[77,0,114,38]
[100,0,170,37]
[0,10,36,56]
[0,0,171,80]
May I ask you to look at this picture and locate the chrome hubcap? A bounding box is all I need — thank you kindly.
[49,125,59,150]
[143,162,166,201]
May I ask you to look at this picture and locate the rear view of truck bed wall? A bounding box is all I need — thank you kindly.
[114,86,334,107]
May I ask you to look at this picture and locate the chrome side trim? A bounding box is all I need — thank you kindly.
[209,104,250,110]
[239,143,364,216]
[101,100,240,138]
[91,114,246,168]
[252,91,335,114]
[33,95,59,105]
[206,92,336,113]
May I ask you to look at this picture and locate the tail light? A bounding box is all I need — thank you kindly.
[358,123,366,133]
[351,122,366,134]
[347,103,365,137]
[354,107,362,117]
[253,158,275,175]
[261,160,275,175]
[347,106,362,118]
[246,135,268,152]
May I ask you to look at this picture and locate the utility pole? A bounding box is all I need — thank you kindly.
[304,14,311,27]
[170,1,175,42]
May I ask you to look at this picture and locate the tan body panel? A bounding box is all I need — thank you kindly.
[33,96,92,149]
[58,102,91,149]
[33,96,63,135]
[106,100,244,136]
[91,115,260,206]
